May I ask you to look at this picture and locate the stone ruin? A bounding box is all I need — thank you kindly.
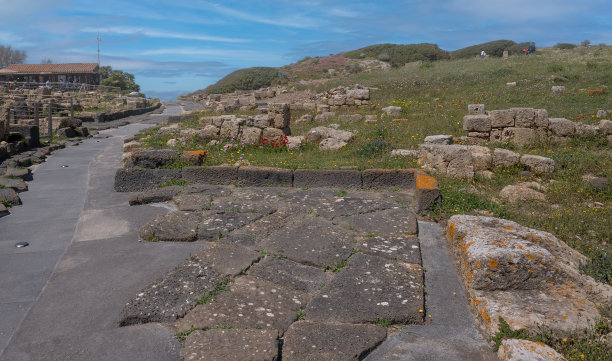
[187,84,371,114]
[463,104,612,145]
[418,134,556,180]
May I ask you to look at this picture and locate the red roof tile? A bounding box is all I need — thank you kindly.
[5,63,99,74]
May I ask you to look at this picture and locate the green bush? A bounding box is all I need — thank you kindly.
[450,40,516,59]
[204,67,288,94]
[506,42,532,55]
[344,43,449,67]
[556,43,577,50]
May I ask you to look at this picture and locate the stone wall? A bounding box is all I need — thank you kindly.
[197,103,291,145]
[0,106,9,142]
[463,104,612,145]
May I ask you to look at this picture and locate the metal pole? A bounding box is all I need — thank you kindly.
[47,100,53,142]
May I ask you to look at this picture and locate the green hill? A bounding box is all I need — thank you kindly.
[203,67,287,94]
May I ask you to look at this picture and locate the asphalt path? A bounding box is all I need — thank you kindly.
[0,102,202,360]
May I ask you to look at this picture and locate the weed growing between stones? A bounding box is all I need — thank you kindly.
[197,279,232,305]
[158,179,187,188]
[145,236,159,242]
[175,325,195,342]
[336,189,347,197]
[1,200,11,208]
[297,310,305,320]
[490,317,530,351]
[374,318,392,327]
[209,324,232,329]
[332,259,350,273]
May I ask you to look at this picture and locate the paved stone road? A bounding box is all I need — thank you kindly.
[1,101,496,360]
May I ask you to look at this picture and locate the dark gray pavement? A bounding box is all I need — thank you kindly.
[0,103,204,360]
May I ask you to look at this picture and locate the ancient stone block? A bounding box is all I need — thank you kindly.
[362,169,416,189]
[489,109,515,128]
[502,127,537,145]
[262,127,288,140]
[114,168,182,192]
[549,118,575,136]
[197,243,262,276]
[319,138,347,150]
[139,211,200,242]
[198,210,264,241]
[128,186,182,206]
[551,85,565,94]
[489,129,503,142]
[512,108,535,128]
[600,119,612,135]
[423,134,453,144]
[520,154,555,174]
[306,253,424,324]
[534,109,549,128]
[463,114,491,132]
[492,149,518,168]
[346,88,370,100]
[467,146,492,171]
[468,104,485,115]
[0,188,20,206]
[220,119,241,139]
[498,339,566,361]
[241,126,263,145]
[382,106,402,116]
[181,166,238,185]
[293,169,362,188]
[268,103,290,129]
[237,166,293,187]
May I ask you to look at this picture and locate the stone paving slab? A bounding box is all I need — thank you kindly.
[310,196,397,219]
[198,210,264,240]
[184,329,279,361]
[357,234,422,264]
[138,211,200,242]
[306,253,424,324]
[235,208,303,239]
[282,321,387,361]
[181,184,233,198]
[210,198,277,215]
[277,188,337,209]
[177,276,308,335]
[128,186,182,206]
[249,256,328,294]
[117,257,223,326]
[333,207,418,236]
[0,177,28,192]
[196,243,261,277]
[260,216,357,268]
[172,193,212,211]
[218,234,261,248]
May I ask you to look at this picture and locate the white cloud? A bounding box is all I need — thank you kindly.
[138,47,276,62]
[82,26,249,43]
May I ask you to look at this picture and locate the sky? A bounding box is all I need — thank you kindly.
[1,0,610,99]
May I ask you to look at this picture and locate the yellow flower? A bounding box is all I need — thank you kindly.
[580,355,584,359]
[562,338,567,342]
[419,309,423,313]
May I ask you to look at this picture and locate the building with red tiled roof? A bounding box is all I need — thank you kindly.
[0,63,100,84]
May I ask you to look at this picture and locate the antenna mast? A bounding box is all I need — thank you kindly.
[97,32,101,65]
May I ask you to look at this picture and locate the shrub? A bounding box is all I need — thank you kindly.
[204,67,288,94]
[507,42,532,55]
[556,43,577,50]
[450,40,517,59]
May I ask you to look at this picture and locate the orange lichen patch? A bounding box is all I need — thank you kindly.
[508,265,518,270]
[562,315,568,319]
[416,173,439,190]
[183,150,207,158]
[504,227,513,231]
[447,222,456,239]
[489,259,499,268]
[527,254,534,260]
[588,89,604,94]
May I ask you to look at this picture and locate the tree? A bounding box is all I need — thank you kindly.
[581,39,591,47]
[99,65,140,92]
[0,45,26,68]
[41,58,53,64]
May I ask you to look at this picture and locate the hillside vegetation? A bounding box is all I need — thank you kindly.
[203,67,287,94]
[197,40,547,95]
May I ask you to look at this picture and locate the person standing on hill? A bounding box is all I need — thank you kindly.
[480,50,486,57]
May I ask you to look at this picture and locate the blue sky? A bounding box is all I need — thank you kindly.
[2,0,610,99]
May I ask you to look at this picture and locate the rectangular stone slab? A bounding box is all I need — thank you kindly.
[117,259,223,326]
[306,253,424,324]
[248,256,328,294]
[197,243,262,277]
[259,217,356,268]
[177,276,308,335]
[282,321,386,361]
[181,166,238,185]
[293,169,362,189]
[184,329,278,361]
[333,207,418,236]
[356,234,421,265]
